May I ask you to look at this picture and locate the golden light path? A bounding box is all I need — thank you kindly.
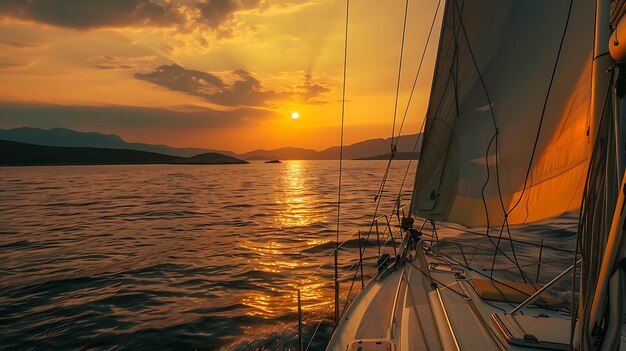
[241,161,332,318]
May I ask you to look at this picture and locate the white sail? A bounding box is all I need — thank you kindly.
[411,0,596,226]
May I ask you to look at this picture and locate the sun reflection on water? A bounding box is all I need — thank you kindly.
[274,161,325,228]
[240,161,333,319]
[241,280,331,318]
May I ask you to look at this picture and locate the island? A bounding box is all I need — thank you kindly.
[265,160,282,163]
[175,152,248,164]
[0,140,248,166]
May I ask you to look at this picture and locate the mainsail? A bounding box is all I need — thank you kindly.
[411,0,596,226]
[327,1,624,350]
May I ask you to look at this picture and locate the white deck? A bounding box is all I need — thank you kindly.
[326,242,583,351]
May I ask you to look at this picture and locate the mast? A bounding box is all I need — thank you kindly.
[590,0,614,145]
[576,0,626,349]
[334,0,350,327]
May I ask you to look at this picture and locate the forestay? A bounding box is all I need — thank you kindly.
[411,0,596,226]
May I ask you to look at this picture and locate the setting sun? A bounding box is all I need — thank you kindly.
[291,112,300,120]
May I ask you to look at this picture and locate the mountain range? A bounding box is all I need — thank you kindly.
[0,127,233,158]
[0,140,248,166]
[0,127,422,160]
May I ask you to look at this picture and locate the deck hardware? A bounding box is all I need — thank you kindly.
[510,259,581,315]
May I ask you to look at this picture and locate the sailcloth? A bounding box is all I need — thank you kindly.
[411,0,596,226]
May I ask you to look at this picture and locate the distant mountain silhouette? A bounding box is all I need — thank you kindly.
[0,127,422,160]
[240,134,422,160]
[240,147,321,160]
[176,152,248,164]
[0,127,234,158]
[0,140,247,166]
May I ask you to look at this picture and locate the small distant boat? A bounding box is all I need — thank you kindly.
[265,160,281,163]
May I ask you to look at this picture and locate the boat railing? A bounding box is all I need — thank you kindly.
[509,259,582,315]
[294,203,407,350]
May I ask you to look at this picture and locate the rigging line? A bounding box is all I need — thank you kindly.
[393,0,442,211]
[305,302,333,351]
[451,0,460,123]
[487,216,531,283]
[407,261,469,299]
[570,67,616,344]
[371,0,412,209]
[390,0,410,150]
[570,82,613,345]
[343,232,406,317]
[488,221,507,280]
[504,216,534,285]
[366,0,428,243]
[449,0,512,266]
[481,132,497,241]
[394,0,442,142]
[396,121,424,204]
[373,156,394,202]
[299,230,361,287]
[345,0,441,309]
[334,0,350,324]
[433,220,518,267]
[451,0,507,215]
[507,0,575,216]
[452,0,505,210]
[569,191,585,346]
[342,267,358,316]
[433,222,575,254]
[418,217,428,232]
[498,256,578,271]
[452,0,527,280]
[437,251,548,303]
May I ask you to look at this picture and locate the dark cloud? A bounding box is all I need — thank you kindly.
[135,64,225,96]
[0,0,265,31]
[207,69,288,106]
[135,64,329,107]
[298,74,330,103]
[197,0,239,28]
[0,0,184,30]
[195,0,262,36]
[0,101,278,130]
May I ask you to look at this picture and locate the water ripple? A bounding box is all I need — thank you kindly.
[0,161,581,350]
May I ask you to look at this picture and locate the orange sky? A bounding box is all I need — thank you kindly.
[0,0,440,153]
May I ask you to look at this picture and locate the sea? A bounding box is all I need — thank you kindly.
[0,161,595,350]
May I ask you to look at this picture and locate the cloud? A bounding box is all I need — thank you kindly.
[196,0,261,27]
[88,55,156,71]
[0,0,266,32]
[0,101,278,130]
[0,61,30,70]
[0,40,45,49]
[135,63,329,107]
[298,73,330,104]
[0,0,185,30]
[135,63,225,96]
[93,64,135,70]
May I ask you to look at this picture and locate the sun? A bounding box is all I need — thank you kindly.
[291,112,300,120]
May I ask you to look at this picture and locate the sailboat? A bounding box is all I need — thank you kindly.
[325,0,626,350]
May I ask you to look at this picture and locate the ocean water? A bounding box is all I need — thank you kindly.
[0,161,583,350]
